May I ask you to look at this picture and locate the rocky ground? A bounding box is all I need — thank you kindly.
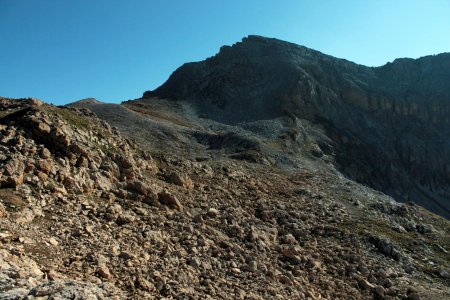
[0,97,449,299]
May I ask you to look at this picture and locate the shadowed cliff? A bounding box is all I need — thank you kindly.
[143,35,450,218]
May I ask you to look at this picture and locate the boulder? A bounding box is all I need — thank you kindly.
[158,190,182,210]
[37,159,55,175]
[167,172,194,189]
[127,180,151,196]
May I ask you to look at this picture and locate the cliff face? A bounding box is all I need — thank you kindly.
[143,35,450,218]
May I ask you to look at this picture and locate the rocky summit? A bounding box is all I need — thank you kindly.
[143,35,450,219]
[1,36,450,300]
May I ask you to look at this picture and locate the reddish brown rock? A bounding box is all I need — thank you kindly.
[158,190,182,210]
[37,159,54,174]
[0,203,6,218]
[41,148,51,159]
[127,180,151,196]
[97,265,112,280]
[36,122,51,135]
[27,98,44,106]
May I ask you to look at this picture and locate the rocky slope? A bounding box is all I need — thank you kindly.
[1,37,450,299]
[142,35,450,219]
[0,94,449,299]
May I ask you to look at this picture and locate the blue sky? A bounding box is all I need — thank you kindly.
[0,0,449,105]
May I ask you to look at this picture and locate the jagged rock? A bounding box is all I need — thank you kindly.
[206,208,219,218]
[127,180,151,195]
[158,190,182,210]
[36,122,51,135]
[93,173,113,191]
[37,159,55,174]
[281,246,302,264]
[0,202,6,218]
[416,223,434,234]
[369,236,403,261]
[167,172,194,189]
[1,159,25,188]
[41,148,51,159]
[97,265,112,280]
[282,233,296,244]
[50,126,72,147]
[438,269,450,279]
[27,98,44,106]
[117,213,136,225]
[63,176,79,191]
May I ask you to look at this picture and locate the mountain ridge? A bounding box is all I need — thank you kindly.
[144,35,450,123]
[141,35,450,219]
[1,36,449,299]
[1,96,450,299]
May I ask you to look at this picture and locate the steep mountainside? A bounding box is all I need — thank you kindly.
[1,97,450,300]
[1,37,450,300]
[143,35,450,218]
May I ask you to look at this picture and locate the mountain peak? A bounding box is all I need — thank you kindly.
[141,36,450,219]
[2,35,450,299]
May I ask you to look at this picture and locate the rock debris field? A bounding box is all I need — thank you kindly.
[0,97,449,299]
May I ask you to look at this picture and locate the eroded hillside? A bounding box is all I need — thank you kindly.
[0,97,449,299]
[142,35,450,219]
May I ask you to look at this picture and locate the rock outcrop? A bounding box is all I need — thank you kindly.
[143,35,450,218]
[0,97,156,198]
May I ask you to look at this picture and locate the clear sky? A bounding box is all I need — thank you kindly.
[1,0,449,105]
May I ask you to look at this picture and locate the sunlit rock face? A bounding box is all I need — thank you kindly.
[144,35,450,218]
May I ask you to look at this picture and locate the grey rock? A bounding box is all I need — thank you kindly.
[143,35,450,219]
[438,269,450,279]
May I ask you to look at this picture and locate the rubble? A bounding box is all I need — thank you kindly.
[0,97,449,299]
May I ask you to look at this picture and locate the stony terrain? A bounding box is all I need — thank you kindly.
[143,35,450,219]
[0,96,449,299]
[1,36,450,300]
